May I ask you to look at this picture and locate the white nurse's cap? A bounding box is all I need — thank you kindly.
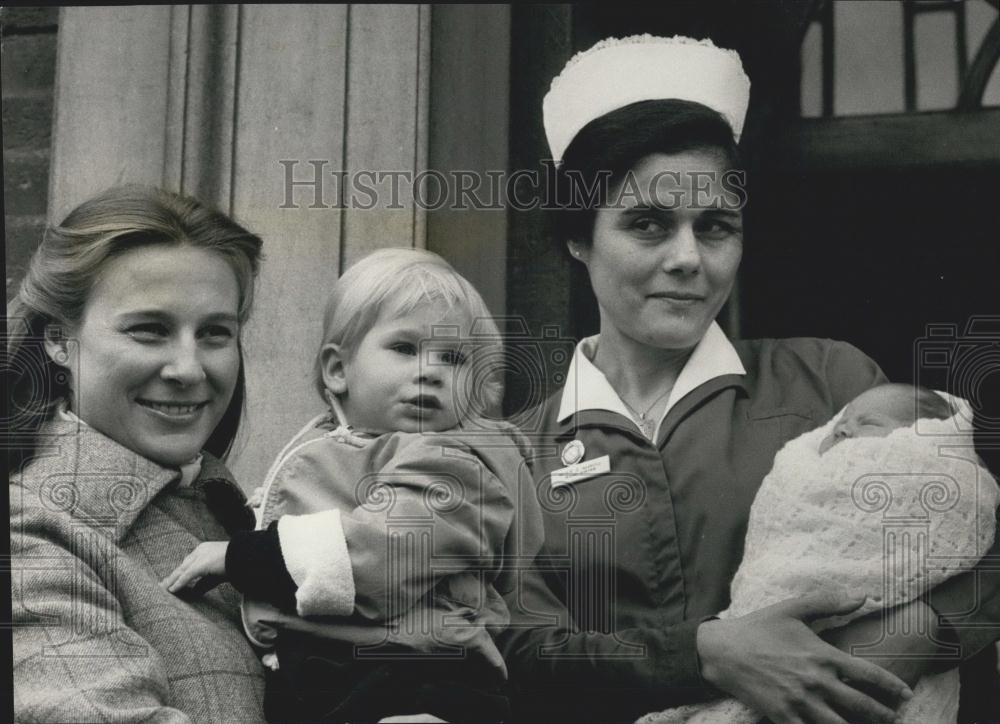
[542,34,751,164]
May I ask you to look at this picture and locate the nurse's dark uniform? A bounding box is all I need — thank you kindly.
[500,323,1000,723]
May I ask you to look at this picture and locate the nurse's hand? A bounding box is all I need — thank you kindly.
[696,592,912,724]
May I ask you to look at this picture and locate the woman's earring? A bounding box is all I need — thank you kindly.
[567,241,588,263]
[44,326,72,367]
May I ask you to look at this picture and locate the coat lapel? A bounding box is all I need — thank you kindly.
[17,420,251,542]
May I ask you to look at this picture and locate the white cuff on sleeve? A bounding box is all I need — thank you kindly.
[277,509,355,617]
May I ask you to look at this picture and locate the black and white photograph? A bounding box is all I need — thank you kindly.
[4,2,1000,722]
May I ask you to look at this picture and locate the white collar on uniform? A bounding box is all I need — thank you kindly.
[557,321,746,437]
[56,402,203,487]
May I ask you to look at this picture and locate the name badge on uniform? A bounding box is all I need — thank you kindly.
[551,455,611,488]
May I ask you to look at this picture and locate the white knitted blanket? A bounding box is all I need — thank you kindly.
[639,411,998,724]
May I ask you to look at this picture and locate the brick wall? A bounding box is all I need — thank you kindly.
[2,6,58,299]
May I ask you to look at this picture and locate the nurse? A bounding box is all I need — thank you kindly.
[500,35,1000,723]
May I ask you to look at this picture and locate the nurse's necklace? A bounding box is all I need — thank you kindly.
[620,384,673,439]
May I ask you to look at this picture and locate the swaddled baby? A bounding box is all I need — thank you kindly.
[641,384,999,724]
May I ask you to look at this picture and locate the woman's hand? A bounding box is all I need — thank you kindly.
[161,541,229,593]
[696,592,913,724]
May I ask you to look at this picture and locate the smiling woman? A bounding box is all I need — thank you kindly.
[571,148,743,355]
[8,185,267,722]
[54,245,242,466]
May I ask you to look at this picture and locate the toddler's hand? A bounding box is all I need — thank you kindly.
[161,541,229,593]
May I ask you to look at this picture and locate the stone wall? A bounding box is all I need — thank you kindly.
[42,6,511,486]
[2,6,58,298]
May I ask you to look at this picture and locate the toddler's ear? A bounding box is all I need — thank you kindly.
[320,343,348,395]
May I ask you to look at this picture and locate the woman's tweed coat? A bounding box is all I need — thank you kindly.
[11,420,266,723]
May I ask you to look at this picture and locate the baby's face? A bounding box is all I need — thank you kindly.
[333,303,477,434]
[818,386,917,455]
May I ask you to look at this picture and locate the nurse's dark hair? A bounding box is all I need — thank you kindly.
[551,98,743,251]
[6,185,263,470]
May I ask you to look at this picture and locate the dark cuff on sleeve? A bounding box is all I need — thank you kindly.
[657,616,718,692]
[226,521,298,610]
[692,615,721,689]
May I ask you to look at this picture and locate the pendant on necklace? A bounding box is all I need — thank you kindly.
[621,383,672,440]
